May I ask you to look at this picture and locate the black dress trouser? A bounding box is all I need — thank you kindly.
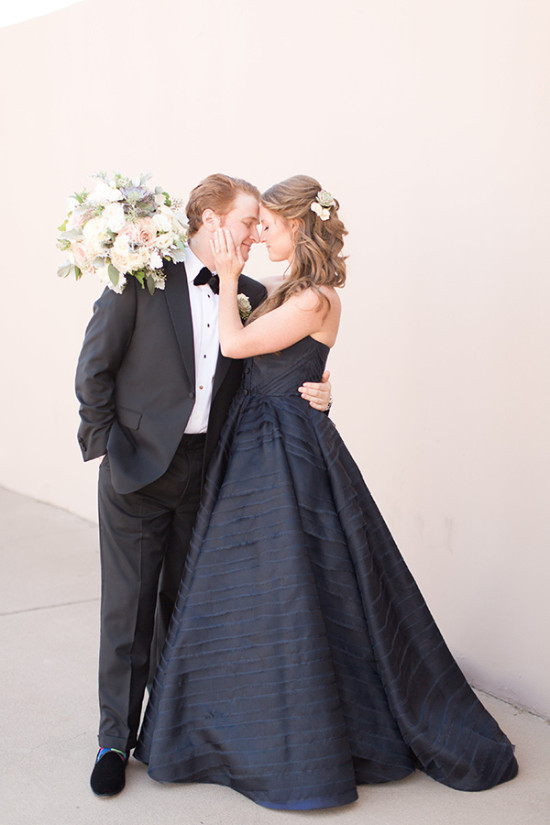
[96,434,205,751]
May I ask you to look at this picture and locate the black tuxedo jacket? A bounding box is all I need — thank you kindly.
[75,259,267,494]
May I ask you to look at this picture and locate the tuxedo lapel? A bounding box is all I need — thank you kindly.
[164,260,195,389]
[212,350,232,400]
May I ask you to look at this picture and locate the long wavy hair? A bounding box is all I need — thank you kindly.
[249,175,347,322]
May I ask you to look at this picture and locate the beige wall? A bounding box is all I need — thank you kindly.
[1,0,548,717]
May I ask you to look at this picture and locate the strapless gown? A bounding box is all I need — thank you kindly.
[135,336,518,810]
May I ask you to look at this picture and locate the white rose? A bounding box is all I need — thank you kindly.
[88,180,123,205]
[149,250,163,269]
[81,238,104,261]
[83,216,110,245]
[138,245,151,268]
[110,235,134,274]
[112,233,130,255]
[103,202,126,233]
[153,212,172,233]
[310,202,330,221]
[155,232,175,250]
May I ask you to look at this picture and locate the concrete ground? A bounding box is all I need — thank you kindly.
[1,485,549,825]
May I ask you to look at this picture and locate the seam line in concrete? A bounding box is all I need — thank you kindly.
[0,597,100,616]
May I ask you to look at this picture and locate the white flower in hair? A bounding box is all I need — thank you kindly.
[310,189,335,221]
[311,202,331,221]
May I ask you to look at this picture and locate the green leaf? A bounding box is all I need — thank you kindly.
[74,265,83,280]
[57,263,72,279]
[108,264,120,286]
[60,228,83,241]
[146,274,156,295]
[133,270,145,287]
[57,219,68,232]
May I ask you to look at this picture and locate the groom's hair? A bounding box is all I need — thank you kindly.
[186,173,260,236]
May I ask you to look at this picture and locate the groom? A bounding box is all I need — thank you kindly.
[75,173,331,797]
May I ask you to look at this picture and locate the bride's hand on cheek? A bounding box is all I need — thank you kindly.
[210,229,244,283]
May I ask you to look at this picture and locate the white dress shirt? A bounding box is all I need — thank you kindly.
[183,246,220,434]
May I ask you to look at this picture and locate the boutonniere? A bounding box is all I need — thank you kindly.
[237,293,252,322]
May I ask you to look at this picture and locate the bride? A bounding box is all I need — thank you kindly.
[135,175,518,810]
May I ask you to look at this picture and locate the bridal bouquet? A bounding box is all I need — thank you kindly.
[57,173,188,294]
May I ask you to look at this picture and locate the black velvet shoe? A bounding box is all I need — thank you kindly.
[90,750,128,797]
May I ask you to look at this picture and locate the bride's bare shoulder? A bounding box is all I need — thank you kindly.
[321,284,341,310]
[292,285,340,309]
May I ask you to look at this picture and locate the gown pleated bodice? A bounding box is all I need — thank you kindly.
[135,336,517,810]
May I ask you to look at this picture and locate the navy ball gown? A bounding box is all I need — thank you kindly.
[135,336,518,810]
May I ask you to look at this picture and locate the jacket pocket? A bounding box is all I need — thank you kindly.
[117,406,142,430]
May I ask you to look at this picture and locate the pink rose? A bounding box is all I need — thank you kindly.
[111,235,150,274]
[117,218,157,247]
[72,241,90,271]
[135,217,157,246]
[117,223,140,245]
[67,209,94,230]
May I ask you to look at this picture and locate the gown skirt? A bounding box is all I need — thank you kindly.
[135,336,518,810]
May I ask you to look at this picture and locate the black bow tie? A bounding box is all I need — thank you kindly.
[193,267,219,294]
